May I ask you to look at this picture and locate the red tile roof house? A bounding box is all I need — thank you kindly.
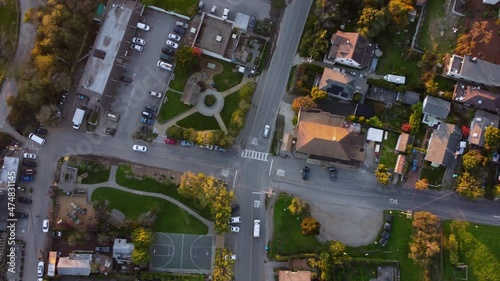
[324,31,374,69]
[453,84,500,114]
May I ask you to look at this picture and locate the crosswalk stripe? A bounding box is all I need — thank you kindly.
[154,135,167,143]
[241,149,268,162]
[24,140,41,151]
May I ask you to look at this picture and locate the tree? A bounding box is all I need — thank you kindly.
[212,248,235,281]
[448,234,459,265]
[415,178,429,191]
[456,172,484,199]
[461,125,470,138]
[368,116,383,128]
[183,128,197,142]
[131,247,151,265]
[315,240,351,280]
[310,86,328,101]
[36,104,60,126]
[292,96,317,113]
[401,123,411,133]
[461,150,486,172]
[131,227,154,248]
[166,126,185,140]
[388,0,414,28]
[484,126,500,151]
[357,7,391,38]
[375,164,391,185]
[288,197,308,215]
[455,21,493,56]
[408,212,440,268]
[409,102,423,134]
[174,46,199,70]
[301,217,321,235]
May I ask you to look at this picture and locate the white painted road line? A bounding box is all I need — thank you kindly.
[494,216,500,219]
[268,159,273,176]
[241,149,269,161]
[232,169,238,189]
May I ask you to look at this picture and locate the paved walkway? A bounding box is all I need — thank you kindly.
[197,89,225,116]
[155,76,255,135]
[78,165,214,235]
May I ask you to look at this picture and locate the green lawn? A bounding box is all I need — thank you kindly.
[0,0,18,80]
[380,132,399,168]
[81,169,110,184]
[220,91,240,127]
[212,60,244,92]
[91,187,208,234]
[154,0,198,17]
[257,42,271,73]
[419,165,446,186]
[268,193,322,257]
[176,112,220,130]
[435,76,456,92]
[377,102,412,131]
[287,65,297,91]
[443,221,500,281]
[169,67,193,92]
[347,211,424,281]
[115,165,212,219]
[157,90,193,123]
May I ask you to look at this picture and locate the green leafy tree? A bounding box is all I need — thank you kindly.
[456,172,484,199]
[484,126,500,151]
[175,46,199,70]
[183,128,197,142]
[461,150,486,172]
[301,217,321,235]
[288,197,308,215]
[315,241,351,280]
[131,247,151,265]
[368,116,383,128]
[131,227,154,248]
[310,86,328,101]
[292,96,317,113]
[409,102,423,134]
[375,164,391,185]
[166,126,185,140]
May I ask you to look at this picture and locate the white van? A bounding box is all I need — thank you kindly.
[29,133,45,145]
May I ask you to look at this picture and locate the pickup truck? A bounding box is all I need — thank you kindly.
[253,220,260,238]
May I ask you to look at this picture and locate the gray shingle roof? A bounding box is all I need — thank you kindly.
[423,96,451,118]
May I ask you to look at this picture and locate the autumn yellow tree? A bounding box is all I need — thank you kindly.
[415,178,429,191]
[288,197,308,215]
[375,164,391,185]
[310,86,328,101]
[455,21,493,56]
[292,96,317,113]
[409,212,440,271]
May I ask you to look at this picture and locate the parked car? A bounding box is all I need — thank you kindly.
[136,22,150,31]
[120,76,132,83]
[222,7,229,19]
[168,33,181,42]
[23,160,37,167]
[175,21,188,28]
[35,127,47,135]
[210,5,217,14]
[197,1,204,14]
[411,158,418,171]
[42,219,49,233]
[132,37,145,45]
[130,44,143,51]
[379,237,388,246]
[160,54,174,63]
[18,197,32,204]
[181,140,194,146]
[145,104,158,112]
[230,226,240,232]
[302,166,310,180]
[206,144,214,150]
[37,261,44,277]
[328,167,337,181]
[164,138,176,145]
[263,125,270,138]
[248,16,256,29]
[150,91,162,98]
[141,110,155,118]
[14,212,28,219]
[21,176,34,182]
[157,61,172,70]
[173,26,185,35]
[166,40,179,49]
[225,254,236,260]
[52,231,62,238]
[381,231,390,239]
[140,117,154,125]
[161,47,175,55]
[133,145,147,152]
[217,147,227,152]
[23,152,36,159]
[231,204,239,213]
[229,216,241,223]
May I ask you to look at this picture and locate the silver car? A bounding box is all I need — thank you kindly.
[130,44,143,51]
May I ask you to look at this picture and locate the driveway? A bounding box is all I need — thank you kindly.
[198,0,271,20]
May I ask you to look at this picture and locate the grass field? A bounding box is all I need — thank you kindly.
[380,132,399,168]
[268,193,322,257]
[176,112,220,130]
[220,91,240,127]
[420,164,446,186]
[115,165,211,219]
[347,211,424,281]
[81,169,110,184]
[212,60,244,92]
[154,0,198,17]
[91,187,208,234]
[443,221,500,281]
[157,90,193,123]
[169,67,192,92]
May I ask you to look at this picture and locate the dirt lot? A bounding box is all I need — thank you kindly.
[56,195,96,230]
[310,203,383,247]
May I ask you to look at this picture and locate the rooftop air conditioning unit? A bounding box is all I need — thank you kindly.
[216,35,222,42]
[476,118,482,122]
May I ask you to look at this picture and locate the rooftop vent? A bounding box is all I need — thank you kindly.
[473,133,479,138]
[93,49,106,60]
[216,35,222,42]
[476,118,482,122]
[477,100,482,104]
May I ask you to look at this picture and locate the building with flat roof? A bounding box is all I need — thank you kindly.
[469,110,500,147]
[446,54,500,87]
[78,0,140,107]
[57,254,92,276]
[0,156,19,193]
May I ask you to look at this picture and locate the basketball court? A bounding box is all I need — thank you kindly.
[150,233,213,272]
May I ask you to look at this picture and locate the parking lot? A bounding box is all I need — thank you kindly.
[106,8,189,139]
[198,0,271,20]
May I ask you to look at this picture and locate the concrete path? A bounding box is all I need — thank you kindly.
[79,165,214,235]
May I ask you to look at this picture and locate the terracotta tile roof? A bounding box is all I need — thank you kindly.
[319,68,353,88]
[453,84,500,113]
[395,133,410,152]
[395,154,406,174]
[329,31,373,68]
[279,271,311,281]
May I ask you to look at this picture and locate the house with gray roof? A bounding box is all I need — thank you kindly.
[446,54,500,88]
[425,123,461,167]
[422,96,451,126]
[453,84,500,113]
[468,110,500,147]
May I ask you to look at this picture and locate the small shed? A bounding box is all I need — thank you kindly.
[395,133,410,153]
[394,155,406,174]
[367,128,384,142]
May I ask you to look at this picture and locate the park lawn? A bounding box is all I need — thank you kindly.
[220,91,240,127]
[157,90,193,123]
[212,60,244,92]
[176,112,220,130]
[380,132,399,168]
[420,164,446,187]
[155,0,198,17]
[91,187,208,234]
[269,193,322,257]
[169,67,192,92]
[347,211,424,281]
[115,165,211,219]
[81,169,110,184]
[442,221,500,281]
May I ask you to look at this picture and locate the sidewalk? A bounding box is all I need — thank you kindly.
[77,165,214,235]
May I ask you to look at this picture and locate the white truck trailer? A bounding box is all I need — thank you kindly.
[72,108,86,129]
[383,74,406,85]
[253,220,260,238]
